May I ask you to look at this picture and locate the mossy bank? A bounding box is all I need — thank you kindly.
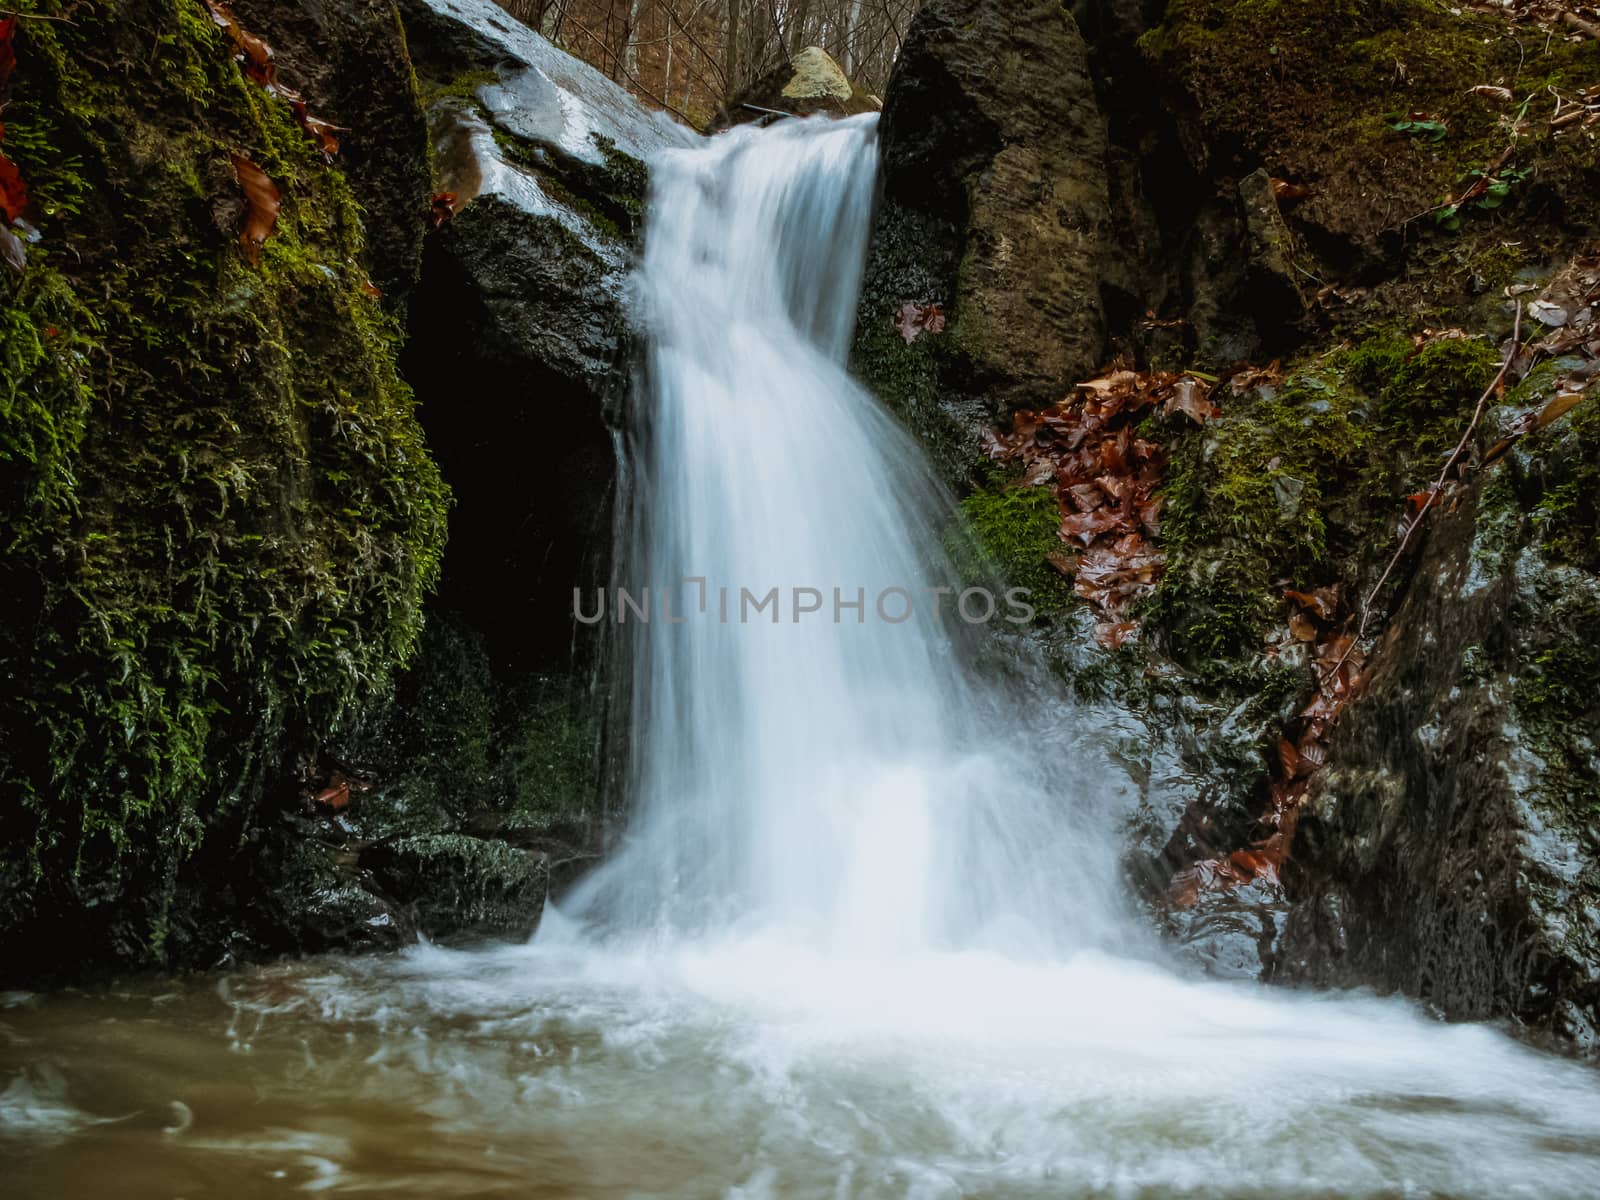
[0,0,450,975]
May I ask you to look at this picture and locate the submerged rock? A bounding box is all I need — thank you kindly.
[854,0,1113,481]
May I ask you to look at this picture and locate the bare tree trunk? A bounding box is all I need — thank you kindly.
[722,0,742,99]
[624,0,644,78]
[789,0,813,52]
[664,25,675,109]
[843,0,862,74]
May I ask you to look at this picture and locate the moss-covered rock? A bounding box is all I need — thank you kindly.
[398,0,689,672]
[329,619,601,862]
[0,0,448,978]
[1280,395,1600,1050]
[362,833,547,940]
[1142,0,1600,320]
[948,481,1079,615]
[230,0,433,304]
[1148,334,1509,670]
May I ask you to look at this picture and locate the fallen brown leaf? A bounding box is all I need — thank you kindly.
[231,154,280,262]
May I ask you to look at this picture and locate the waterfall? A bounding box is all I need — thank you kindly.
[14,116,1600,1200]
[566,114,1123,954]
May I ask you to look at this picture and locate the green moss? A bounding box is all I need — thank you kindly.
[851,200,977,485]
[499,684,599,834]
[0,0,448,966]
[1142,0,1600,275]
[1376,337,1501,445]
[483,124,647,241]
[947,482,1076,615]
[1149,327,1526,670]
[418,67,498,108]
[364,833,546,937]
[1526,393,1600,571]
[333,622,599,843]
[1513,587,1600,826]
[1151,369,1372,662]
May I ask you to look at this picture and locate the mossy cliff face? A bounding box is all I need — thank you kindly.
[0,0,448,975]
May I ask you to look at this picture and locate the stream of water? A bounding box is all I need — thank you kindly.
[5,116,1600,1199]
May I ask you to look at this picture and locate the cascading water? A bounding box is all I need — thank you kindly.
[8,116,1600,1200]
[566,113,1127,954]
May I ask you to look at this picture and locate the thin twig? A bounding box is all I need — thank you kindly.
[0,8,78,19]
[1332,300,1524,675]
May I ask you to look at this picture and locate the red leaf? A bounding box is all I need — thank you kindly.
[0,149,26,226]
[1045,550,1078,577]
[352,260,382,299]
[1065,481,1108,511]
[430,191,457,229]
[206,0,284,94]
[1163,376,1220,425]
[1283,585,1339,621]
[1060,508,1126,545]
[1271,177,1312,203]
[1296,737,1329,772]
[1137,495,1164,536]
[231,154,280,262]
[894,300,946,345]
[0,34,29,228]
[980,428,1012,460]
[1277,736,1301,779]
[292,100,343,159]
[1404,490,1437,514]
[1094,620,1139,649]
[0,16,16,92]
[314,781,351,810]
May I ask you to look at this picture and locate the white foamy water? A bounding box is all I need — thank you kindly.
[4,116,1600,1199]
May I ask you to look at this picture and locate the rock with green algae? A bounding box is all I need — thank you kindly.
[0,0,447,980]
[362,834,548,941]
[400,0,690,387]
[228,0,433,304]
[1279,397,1600,1052]
[324,619,603,875]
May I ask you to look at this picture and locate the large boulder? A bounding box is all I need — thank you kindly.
[1280,393,1600,1053]
[398,0,692,671]
[711,46,880,131]
[853,0,1113,482]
